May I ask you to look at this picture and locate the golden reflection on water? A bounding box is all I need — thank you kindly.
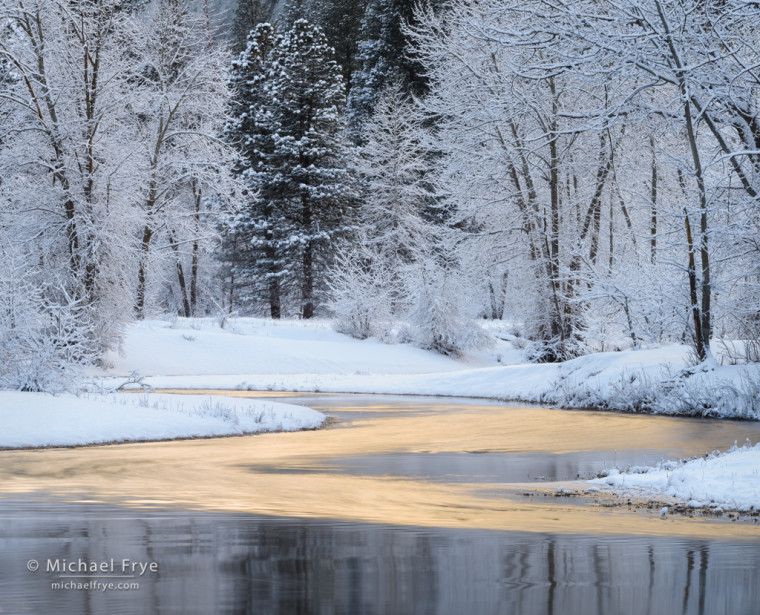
[1,392,759,539]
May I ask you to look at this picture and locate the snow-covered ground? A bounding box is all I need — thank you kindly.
[100,318,760,420]
[0,390,324,449]
[589,444,760,513]
[102,318,468,377]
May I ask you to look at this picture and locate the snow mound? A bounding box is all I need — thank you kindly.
[589,444,760,511]
[0,391,325,449]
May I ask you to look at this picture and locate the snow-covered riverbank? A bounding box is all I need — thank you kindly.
[101,317,760,511]
[0,390,324,449]
[589,444,760,513]
[101,318,760,420]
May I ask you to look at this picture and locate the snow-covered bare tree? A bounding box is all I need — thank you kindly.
[355,83,434,302]
[409,0,626,360]
[0,243,99,391]
[405,254,490,356]
[551,0,760,362]
[131,0,237,319]
[329,80,489,354]
[405,0,760,364]
[0,0,238,388]
[0,0,143,359]
[326,235,395,339]
[329,82,434,338]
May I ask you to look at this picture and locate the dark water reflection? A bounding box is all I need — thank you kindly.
[0,501,758,615]
[251,450,678,483]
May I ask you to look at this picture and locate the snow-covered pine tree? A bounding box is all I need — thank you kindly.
[349,0,401,130]
[278,0,367,91]
[232,0,275,53]
[279,0,320,25]
[226,19,355,318]
[348,0,446,130]
[225,22,292,317]
[271,19,356,318]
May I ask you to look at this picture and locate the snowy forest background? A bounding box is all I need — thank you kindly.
[1,0,760,392]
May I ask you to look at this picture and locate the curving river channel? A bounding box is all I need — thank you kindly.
[1,392,760,614]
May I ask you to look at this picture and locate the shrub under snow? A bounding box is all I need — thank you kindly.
[0,257,100,392]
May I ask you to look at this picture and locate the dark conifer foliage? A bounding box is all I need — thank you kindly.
[348,0,447,126]
[225,19,356,318]
[231,0,277,53]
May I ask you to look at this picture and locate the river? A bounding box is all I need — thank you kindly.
[1,392,759,614]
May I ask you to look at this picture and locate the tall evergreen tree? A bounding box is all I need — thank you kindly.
[282,0,368,90]
[225,19,355,318]
[269,19,356,318]
[348,0,446,128]
[278,0,367,91]
[225,23,290,317]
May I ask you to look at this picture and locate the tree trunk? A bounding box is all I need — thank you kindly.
[684,100,712,360]
[683,205,704,361]
[268,275,282,319]
[608,197,614,272]
[263,206,281,319]
[169,230,191,317]
[190,181,201,315]
[136,225,153,319]
[656,0,712,361]
[548,77,562,340]
[301,191,314,319]
[650,136,658,264]
[302,241,314,319]
[228,232,237,314]
[175,259,191,318]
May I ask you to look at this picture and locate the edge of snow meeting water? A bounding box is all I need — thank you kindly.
[0,390,326,449]
[589,443,760,512]
[548,361,760,420]
[93,317,760,422]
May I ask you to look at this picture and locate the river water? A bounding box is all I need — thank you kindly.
[1,393,760,614]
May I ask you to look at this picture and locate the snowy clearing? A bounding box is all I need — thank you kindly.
[588,444,760,513]
[0,390,325,449]
[102,318,467,376]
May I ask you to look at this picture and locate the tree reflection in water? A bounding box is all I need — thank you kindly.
[0,502,757,615]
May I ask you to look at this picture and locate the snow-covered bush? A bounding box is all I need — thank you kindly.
[524,337,586,364]
[0,254,99,392]
[326,240,395,339]
[406,261,491,356]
